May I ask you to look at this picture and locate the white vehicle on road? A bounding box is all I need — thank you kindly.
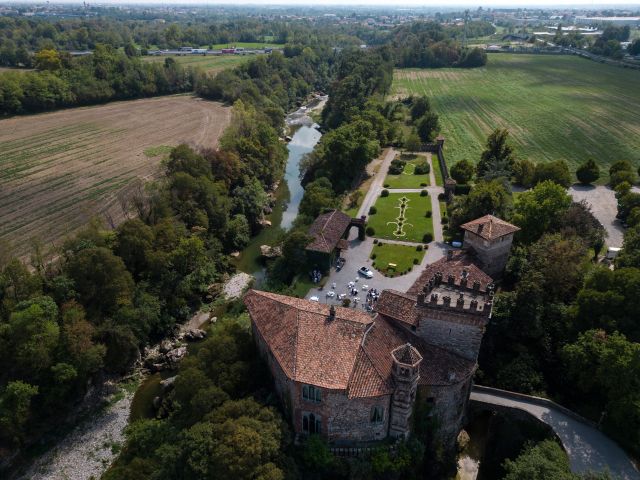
[326,291,335,298]
[358,266,374,279]
[309,296,319,302]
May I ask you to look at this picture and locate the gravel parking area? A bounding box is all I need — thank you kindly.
[569,185,626,248]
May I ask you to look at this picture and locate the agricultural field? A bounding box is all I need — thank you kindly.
[142,54,249,74]
[393,54,640,174]
[0,95,230,257]
[367,192,433,243]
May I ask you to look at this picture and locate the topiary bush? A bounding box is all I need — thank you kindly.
[373,238,378,244]
[414,161,430,175]
[366,226,375,236]
[383,183,390,188]
[369,206,377,215]
[413,258,419,265]
[420,190,428,197]
[420,182,428,187]
[378,242,384,247]
[381,189,389,197]
[423,232,433,243]
[416,245,423,252]
[424,244,429,250]
[370,253,377,260]
[426,211,432,218]
[441,216,449,225]
[437,192,446,201]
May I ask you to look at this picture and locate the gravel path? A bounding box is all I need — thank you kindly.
[222,272,254,299]
[20,387,134,480]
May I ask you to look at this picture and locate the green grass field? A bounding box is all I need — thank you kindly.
[393,54,640,174]
[384,155,430,188]
[143,54,249,74]
[370,242,425,276]
[367,192,433,243]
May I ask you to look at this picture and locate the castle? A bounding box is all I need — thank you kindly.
[244,215,519,448]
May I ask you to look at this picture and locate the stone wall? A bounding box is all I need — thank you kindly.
[415,315,485,362]
[463,231,514,277]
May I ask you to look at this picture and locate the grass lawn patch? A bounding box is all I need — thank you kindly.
[370,243,425,277]
[433,157,444,186]
[384,154,431,188]
[367,192,433,243]
[392,54,640,177]
[439,201,447,217]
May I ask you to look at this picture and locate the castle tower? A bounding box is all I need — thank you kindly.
[389,343,422,439]
[460,215,520,277]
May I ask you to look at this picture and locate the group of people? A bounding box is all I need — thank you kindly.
[310,268,322,284]
[365,288,380,310]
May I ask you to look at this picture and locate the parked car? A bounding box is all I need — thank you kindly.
[309,296,320,302]
[336,257,346,271]
[358,266,374,278]
[326,291,335,298]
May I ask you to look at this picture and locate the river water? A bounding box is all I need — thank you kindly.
[232,100,324,282]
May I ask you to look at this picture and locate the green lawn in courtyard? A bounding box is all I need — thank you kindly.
[384,154,431,189]
[433,156,444,186]
[367,192,433,243]
[370,242,426,276]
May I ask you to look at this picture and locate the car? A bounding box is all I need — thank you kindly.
[326,291,335,298]
[358,266,373,278]
[309,296,320,302]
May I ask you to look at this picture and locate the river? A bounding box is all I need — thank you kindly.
[232,98,324,282]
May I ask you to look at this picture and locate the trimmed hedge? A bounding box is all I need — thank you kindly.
[423,232,433,243]
[366,226,375,236]
[381,189,389,197]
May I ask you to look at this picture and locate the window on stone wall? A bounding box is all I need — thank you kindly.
[302,385,321,403]
[370,406,384,423]
[302,412,321,434]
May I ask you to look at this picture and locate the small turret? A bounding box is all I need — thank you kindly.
[389,344,422,439]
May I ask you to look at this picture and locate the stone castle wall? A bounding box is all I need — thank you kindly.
[414,315,485,362]
[463,231,514,277]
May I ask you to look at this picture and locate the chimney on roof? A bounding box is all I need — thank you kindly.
[456,293,464,308]
[328,305,336,321]
[417,293,425,305]
[443,295,451,307]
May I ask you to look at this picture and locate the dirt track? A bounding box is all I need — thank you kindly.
[0,95,230,258]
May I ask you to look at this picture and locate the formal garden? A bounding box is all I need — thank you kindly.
[370,241,426,276]
[383,153,431,189]
[366,191,434,243]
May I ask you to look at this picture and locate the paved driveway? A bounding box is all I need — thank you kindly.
[569,185,626,248]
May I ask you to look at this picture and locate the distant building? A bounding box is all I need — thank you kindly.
[305,210,364,270]
[575,16,640,27]
[245,215,520,451]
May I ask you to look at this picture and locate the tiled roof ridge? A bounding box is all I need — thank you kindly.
[347,322,392,397]
[292,309,300,378]
[248,289,371,325]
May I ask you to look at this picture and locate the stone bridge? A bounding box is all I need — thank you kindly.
[470,385,640,480]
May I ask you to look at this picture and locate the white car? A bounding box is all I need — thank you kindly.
[326,291,335,298]
[309,296,320,302]
[358,267,374,279]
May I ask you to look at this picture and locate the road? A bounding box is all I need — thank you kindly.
[307,150,447,303]
[471,386,640,480]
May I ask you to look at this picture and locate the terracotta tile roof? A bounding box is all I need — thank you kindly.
[460,214,520,241]
[375,290,419,327]
[244,290,372,390]
[245,290,476,400]
[407,251,493,296]
[392,344,422,366]
[306,210,352,253]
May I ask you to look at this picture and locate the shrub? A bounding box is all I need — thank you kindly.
[610,160,634,176]
[423,233,433,242]
[441,216,449,225]
[416,245,423,252]
[373,238,378,244]
[366,226,375,236]
[576,158,600,185]
[370,253,377,260]
[388,159,406,175]
[413,258,419,265]
[342,299,351,307]
[437,193,446,201]
[369,206,377,215]
[378,242,384,247]
[424,244,429,250]
[420,182,428,187]
[414,161,430,175]
[381,189,389,197]
[426,211,432,218]
[532,160,572,188]
[383,183,390,188]
[454,184,471,195]
[450,159,475,184]
[420,189,428,197]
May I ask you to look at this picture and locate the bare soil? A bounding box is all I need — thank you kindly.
[0,95,230,258]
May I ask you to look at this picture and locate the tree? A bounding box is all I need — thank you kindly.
[34,49,61,71]
[225,214,251,252]
[410,96,431,121]
[404,131,422,152]
[503,440,576,480]
[512,180,572,244]
[477,129,516,178]
[513,159,536,188]
[298,177,337,219]
[576,158,600,185]
[0,381,39,446]
[629,39,640,56]
[533,160,572,188]
[449,180,512,231]
[450,159,475,184]
[416,111,439,143]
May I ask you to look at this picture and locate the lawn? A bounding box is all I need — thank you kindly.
[384,154,430,189]
[367,192,433,243]
[370,242,426,277]
[143,54,249,74]
[433,156,444,186]
[392,54,640,175]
